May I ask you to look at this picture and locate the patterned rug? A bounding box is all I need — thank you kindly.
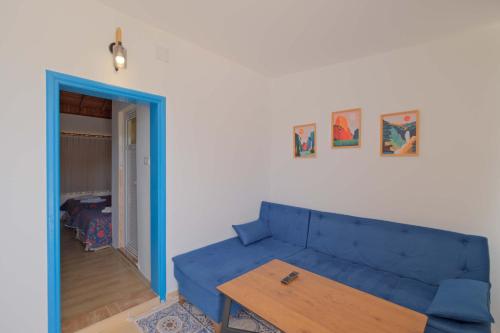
[135,301,281,333]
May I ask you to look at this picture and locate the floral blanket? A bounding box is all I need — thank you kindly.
[73,209,112,250]
[61,196,111,227]
[61,196,111,221]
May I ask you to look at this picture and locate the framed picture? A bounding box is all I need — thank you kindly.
[331,108,361,148]
[380,110,419,156]
[293,123,317,158]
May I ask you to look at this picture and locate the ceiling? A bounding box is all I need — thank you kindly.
[98,0,500,77]
[60,91,112,119]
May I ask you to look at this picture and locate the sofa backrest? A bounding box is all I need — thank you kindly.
[307,210,490,285]
[259,201,310,247]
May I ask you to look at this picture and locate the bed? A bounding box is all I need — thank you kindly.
[60,195,112,251]
[73,209,112,251]
[61,195,111,224]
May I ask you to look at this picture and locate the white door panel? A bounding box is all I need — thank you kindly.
[125,112,138,258]
[136,104,151,280]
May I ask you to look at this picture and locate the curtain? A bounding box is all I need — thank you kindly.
[60,135,112,194]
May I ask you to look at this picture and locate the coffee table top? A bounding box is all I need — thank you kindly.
[217,259,427,333]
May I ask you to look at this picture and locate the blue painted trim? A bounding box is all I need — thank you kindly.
[150,100,167,300]
[46,71,61,333]
[46,70,167,333]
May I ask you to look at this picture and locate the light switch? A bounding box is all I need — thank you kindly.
[144,157,150,166]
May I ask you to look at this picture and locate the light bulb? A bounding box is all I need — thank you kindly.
[115,55,125,65]
[112,43,127,70]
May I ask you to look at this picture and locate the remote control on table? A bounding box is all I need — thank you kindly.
[281,271,299,285]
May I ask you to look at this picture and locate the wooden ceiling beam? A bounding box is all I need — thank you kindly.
[60,90,112,119]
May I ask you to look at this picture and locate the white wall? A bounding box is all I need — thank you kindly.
[60,113,111,136]
[268,24,500,322]
[136,103,151,280]
[0,1,269,331]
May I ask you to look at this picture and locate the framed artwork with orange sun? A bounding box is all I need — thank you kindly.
[331,108,362,148]
[381,110,419,156]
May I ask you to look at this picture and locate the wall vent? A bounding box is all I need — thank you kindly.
[155,45,169,63]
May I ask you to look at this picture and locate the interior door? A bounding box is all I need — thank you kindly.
[125,111,138,258]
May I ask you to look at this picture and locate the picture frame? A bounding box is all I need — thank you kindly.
[331,108,362,148]
[293,123,317,158]
[380,110,419,157]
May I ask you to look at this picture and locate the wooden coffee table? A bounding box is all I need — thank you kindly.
[217,259,427,333]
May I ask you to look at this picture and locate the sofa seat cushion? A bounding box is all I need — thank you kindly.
[424,326,446,333]
[173,237,304,296]
[285,248,437,313]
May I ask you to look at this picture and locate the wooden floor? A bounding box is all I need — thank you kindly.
[77,296,166,333]
[61,226,156,333]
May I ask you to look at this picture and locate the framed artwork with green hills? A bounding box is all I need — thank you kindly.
[332,108,361,148]
[293,123,316,158]
[380,110,419,156]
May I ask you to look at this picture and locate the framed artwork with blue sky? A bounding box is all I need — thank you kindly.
[293,123,316,158]
[381,110,419,156]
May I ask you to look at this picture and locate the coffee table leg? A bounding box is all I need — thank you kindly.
[220,296,254,333]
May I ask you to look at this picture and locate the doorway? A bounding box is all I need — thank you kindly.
[46,71,166,333]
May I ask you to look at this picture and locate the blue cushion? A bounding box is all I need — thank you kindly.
[233,220,271,246]
[427,279,494,324]
[307,210,490,286]
[259,202,310,247]
[285,248,437,313]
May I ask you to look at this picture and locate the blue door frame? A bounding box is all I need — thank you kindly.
[46,70,166,333]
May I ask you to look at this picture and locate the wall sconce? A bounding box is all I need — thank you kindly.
[109,27,127,71]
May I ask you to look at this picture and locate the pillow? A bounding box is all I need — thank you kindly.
[80,197,106,204]
[426,279,494,324]
[233,220,271,246]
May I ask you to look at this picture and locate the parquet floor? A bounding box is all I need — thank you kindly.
[61,226,156,332]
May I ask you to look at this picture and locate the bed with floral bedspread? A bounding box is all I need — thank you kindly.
[61,195,111,227]
[72,209,112,251]
[60,195,112,251]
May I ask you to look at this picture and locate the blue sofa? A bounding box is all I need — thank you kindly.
[173,202,491,333]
